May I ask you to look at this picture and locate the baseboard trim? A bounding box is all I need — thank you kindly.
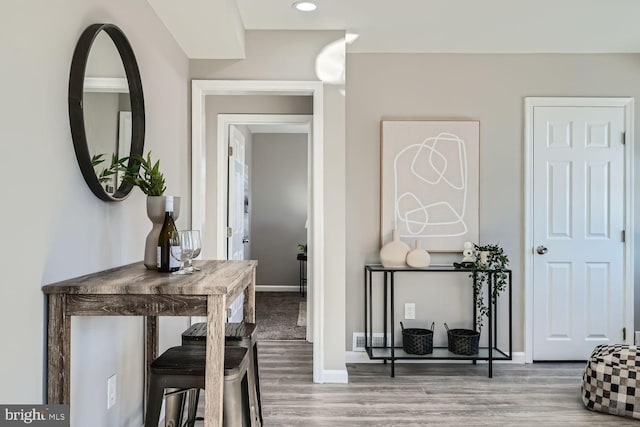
[256,285,300,292]
[316,369,349,383]
[345,351,526,364]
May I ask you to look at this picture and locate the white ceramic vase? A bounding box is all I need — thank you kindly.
[144,195,180,270]
[406,240,431,268]
[478,250,490,268]
[380,229,410,268]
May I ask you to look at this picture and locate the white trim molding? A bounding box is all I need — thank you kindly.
[191,80,328,383]
[524,97,634,363]
[317,369,349,384]
[83,77,128,93]
[255,285,300,292]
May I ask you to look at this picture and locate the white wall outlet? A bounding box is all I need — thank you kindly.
[635,331,640,346]
[107,374,117,409]
[404,303,416,320]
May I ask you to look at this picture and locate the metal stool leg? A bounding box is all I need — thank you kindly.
[253,341,263,425]
[144,375,165,427]
[163,389,185,427]
[184,388,200,426]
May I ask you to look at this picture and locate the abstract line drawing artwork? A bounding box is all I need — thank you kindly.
[381,120,479,252]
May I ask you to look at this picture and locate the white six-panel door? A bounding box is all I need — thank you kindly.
[228,124,248,262]
[532,105,626,360]
[227,125,248,323]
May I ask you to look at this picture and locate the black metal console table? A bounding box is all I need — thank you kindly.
[364,264,512,378]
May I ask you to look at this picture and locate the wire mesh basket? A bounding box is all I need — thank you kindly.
[401,321,434,355]
[445,323,480,355]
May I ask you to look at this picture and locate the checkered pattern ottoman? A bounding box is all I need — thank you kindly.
[581,344,640,419]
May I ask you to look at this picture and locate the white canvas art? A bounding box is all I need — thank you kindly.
[381,120,479,252]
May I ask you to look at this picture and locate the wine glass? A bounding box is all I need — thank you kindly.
[171,230,194,274]
[187,230,202,272]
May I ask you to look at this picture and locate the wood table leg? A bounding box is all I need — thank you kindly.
[47,294,70,404]
[144,316,158,418]
[243,268,256,323]
[205,294,226,427]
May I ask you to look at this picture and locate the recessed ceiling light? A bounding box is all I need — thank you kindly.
[293,1,317,12]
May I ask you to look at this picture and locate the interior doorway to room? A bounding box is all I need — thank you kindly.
[525,97,634,362]
[191,80,325,383]
[221,114,312,342]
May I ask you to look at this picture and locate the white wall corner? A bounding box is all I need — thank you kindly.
[509,352,527,364]
[317,369,349,384]
[147,0,246,58]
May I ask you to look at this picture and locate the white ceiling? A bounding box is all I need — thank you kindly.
[149,0,640,58]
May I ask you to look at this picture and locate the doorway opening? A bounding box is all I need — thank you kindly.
[220,114,312,342]
[191,80,326,382]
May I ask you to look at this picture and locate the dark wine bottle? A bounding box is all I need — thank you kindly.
[157,196,180,272]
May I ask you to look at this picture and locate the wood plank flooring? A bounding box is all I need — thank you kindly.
[256,341,639,426]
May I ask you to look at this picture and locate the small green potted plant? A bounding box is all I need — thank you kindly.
[471,243,509,331]
[118,152,166,196]
[297,243,307,254]
[118,152,179,269]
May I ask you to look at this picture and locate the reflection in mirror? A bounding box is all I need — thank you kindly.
[69,23,144,201]
[83,31,131,194]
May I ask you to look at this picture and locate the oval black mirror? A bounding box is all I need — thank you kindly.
[69,23,145,201]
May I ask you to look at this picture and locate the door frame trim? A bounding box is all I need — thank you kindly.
[192,80,326,381]
[524,97,634,362]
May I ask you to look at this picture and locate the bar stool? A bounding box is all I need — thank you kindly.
[182,322,263,426]
[144,345,250,427]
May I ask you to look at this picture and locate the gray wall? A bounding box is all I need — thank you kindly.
[0,1,190,425]
[251,133,308,286]
[346,53,640,351]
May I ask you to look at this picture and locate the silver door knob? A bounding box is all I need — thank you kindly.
[242,238,250,244]
[536,245,548,255]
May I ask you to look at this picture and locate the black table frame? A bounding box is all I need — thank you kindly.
[364,264,512,378]
[297,253,307,296]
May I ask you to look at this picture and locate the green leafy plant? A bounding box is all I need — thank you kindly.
[91,153,119,184]
[118,152,166,196]
[471,243,509,332]
[297,243,307,254]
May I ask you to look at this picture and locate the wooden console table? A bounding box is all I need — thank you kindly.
[42,260,257,427]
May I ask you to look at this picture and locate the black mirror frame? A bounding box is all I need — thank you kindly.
[69,23,145,201]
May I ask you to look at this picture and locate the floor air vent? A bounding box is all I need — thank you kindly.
[352,332,391,352]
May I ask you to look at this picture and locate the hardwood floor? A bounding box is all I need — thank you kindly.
[257,341,639,426]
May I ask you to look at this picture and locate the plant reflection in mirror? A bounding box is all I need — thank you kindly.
[117,151,166,196]
[91,153,119,185]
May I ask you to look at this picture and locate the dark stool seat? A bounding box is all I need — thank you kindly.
[144,345,250,427]
[181,322,262,426]
[181,322,258,344]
